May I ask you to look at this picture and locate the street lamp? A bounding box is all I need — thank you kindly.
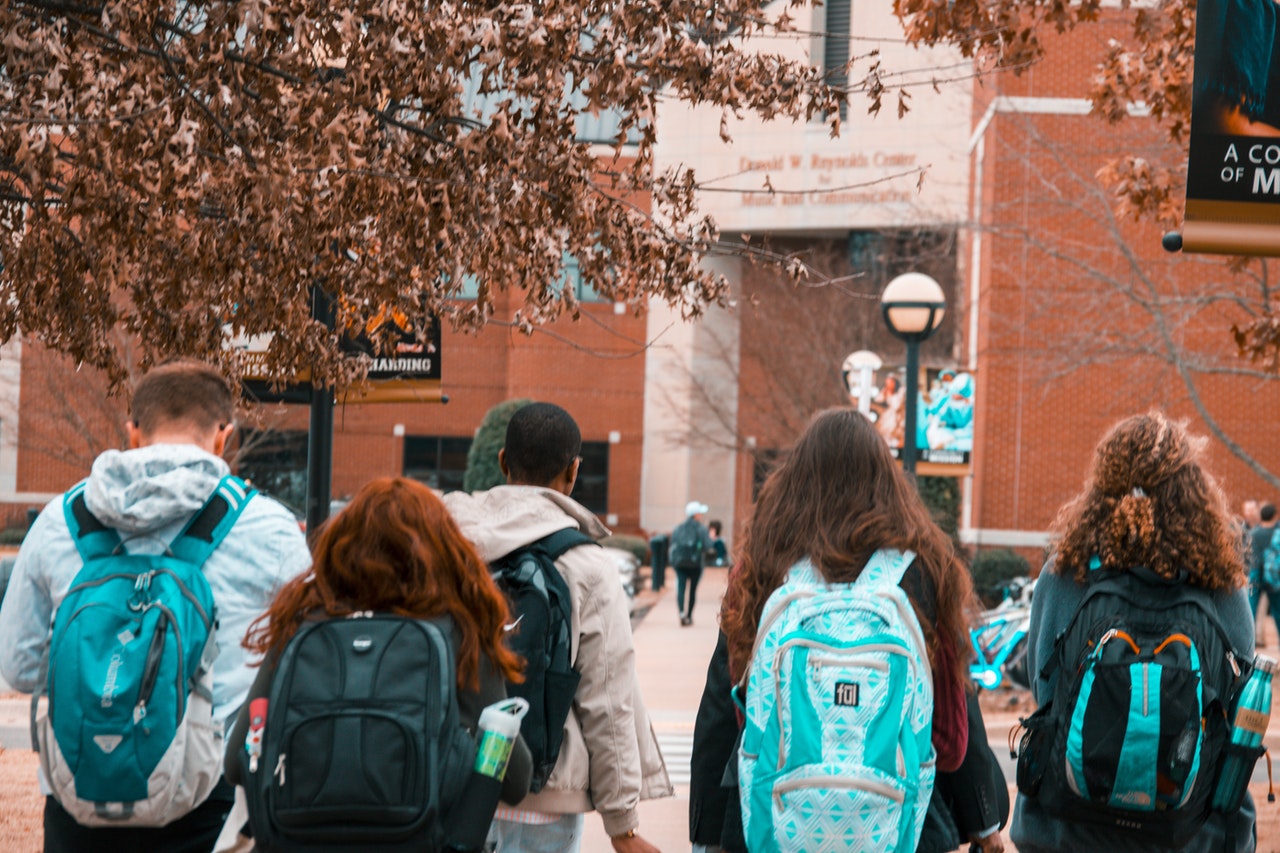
[880,273,946,475]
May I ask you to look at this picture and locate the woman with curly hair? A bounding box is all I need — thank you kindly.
[715,407,979,851]
[223,477,532,845]
[1010,412,1256,853]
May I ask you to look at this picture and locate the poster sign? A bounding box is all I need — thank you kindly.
[854,363,973,474]
[1182,0,1280,254]
[229,311,443,404]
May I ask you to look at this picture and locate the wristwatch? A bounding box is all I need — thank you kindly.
[612,829,638,840]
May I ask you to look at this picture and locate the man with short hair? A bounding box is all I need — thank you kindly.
[1249,501,1279,646]
[444,402,671,853]
[0,359,311,853]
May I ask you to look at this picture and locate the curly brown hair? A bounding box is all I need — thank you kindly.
[1051,411,1245,590]
[720,407,975,691]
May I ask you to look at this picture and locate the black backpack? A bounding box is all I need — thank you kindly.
[244,615,476,853]
[1014,567,1247,846]
[668,518,704,570]
[490,528,595,792]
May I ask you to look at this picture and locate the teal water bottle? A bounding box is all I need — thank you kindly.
[1212,654,1275,812]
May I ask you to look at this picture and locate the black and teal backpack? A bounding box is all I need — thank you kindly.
[1015,562,1247,844]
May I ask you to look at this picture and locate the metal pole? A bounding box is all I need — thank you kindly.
[902,339,919,477]
[306,287,335,535]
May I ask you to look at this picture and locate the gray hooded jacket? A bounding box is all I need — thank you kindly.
[0,444,311,735]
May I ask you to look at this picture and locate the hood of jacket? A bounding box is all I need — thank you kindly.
[443,485,609,562]
[83,444,231,535]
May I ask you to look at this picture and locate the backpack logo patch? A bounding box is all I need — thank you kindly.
[92,734,123,754]
[834,682,859,707]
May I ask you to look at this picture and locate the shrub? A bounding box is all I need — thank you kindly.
[601,534,649,564]
[971,548,1031,607]
[917,476,960,540]
[462,398,531,493]
[0,527,26,545]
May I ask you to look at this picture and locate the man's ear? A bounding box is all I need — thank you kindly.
[498,448,510,480]
[212,422,236,457]
[564,455,581,493]
[126,420,144,450]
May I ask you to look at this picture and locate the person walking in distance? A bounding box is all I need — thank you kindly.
[1248,501,1277,645]
[670,501,712,626]
[0,360,311,853]
[444,402,671,853]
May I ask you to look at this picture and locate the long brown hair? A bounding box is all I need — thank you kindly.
[1051,412,1245,589]
[721,407,974,689]
[245,477,523,689]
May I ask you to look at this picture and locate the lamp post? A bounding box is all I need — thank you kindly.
[880,273,946,476]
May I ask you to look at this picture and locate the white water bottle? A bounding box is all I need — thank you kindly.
[448,697,529,853]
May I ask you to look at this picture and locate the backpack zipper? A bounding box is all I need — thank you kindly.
[274,753,287,787]
[773,773,904,811]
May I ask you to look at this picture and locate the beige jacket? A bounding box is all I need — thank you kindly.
[443,485,672,837]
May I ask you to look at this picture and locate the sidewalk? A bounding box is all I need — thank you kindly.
[580,566,727,852]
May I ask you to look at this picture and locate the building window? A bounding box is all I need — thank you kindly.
[822,0,850,121]
[404,435,473,493]
[571,441,609,514]
[236,429,308,519]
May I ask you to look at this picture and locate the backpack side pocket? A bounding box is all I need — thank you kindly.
[1014,703,1055,798]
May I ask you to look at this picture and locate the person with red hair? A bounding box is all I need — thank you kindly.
[224,477,533,838]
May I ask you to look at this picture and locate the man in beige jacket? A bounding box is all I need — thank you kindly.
[444,402,671,853]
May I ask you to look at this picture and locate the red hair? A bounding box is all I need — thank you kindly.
[245,477,523,689]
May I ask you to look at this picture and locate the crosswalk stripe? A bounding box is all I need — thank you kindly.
[654,727,695,786]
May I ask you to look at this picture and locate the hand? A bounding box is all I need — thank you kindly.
[969,830,1005,853]
[611,831,662,853]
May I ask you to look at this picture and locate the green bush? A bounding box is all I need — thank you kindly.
[601,534,649,564]
[971,548,1031,606]
[918,475,960,543]
[0,527,26,545]
[462,398,531,493]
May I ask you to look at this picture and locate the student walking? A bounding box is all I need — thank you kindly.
[1010,412,1257,853]
[717,407,975,852]
[0,360,311,853]
[670,501,712,625]
[444,402,671,853]
[224,477,532,851]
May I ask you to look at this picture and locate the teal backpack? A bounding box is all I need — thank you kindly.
[1263,528,1280,589]
[738,550,935,853]
[33,474,254,826]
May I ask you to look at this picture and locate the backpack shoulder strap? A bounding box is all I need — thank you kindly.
[855,548,917,588]
[169,475,257,567]
[534,527,597,562]
[62,481,121,563]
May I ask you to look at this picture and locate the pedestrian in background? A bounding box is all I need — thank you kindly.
[1248,501,1277,646]
[669,501,712,626]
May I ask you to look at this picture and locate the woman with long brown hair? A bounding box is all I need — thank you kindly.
[224,477,532,843]
[717,407,977,851]
[1010,412,1256,853]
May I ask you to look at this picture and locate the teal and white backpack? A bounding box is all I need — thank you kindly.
[33,474,254,826]
[738,549,935,853]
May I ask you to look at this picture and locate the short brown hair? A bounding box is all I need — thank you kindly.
[130,360,234,436]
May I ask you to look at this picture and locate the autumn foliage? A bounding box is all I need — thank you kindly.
[0,0,840,387]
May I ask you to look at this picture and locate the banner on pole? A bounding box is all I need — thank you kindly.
[1183,0,1280,254]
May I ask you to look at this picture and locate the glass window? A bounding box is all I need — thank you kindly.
[404,435,473,493]
[236,429,308,519]
[570,441,609,514]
